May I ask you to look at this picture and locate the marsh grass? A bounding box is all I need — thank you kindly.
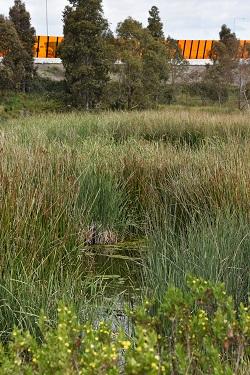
[143,211,250,304]
[2,106,250,146]
[0,107,250,336]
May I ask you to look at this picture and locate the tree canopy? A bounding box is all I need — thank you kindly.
[110,17,170,109]
[0,15,28,92]
[9,0,36,91]
[147,5,164,39]
[60,0,110,109]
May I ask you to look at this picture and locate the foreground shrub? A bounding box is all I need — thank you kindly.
[0,277,249,374]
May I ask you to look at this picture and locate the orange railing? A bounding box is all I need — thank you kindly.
[1,37,249,59]
[177,39,250,59]
[34,36,64,58]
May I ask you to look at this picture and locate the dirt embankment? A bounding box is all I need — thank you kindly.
[36,63,65,81]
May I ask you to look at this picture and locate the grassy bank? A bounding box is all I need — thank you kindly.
[0,107,249,343]
[0,92,63,121]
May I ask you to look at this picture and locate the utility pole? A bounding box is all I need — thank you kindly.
[45,0,49,36]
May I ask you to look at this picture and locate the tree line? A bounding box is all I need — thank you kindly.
[59,1,183,110]
[0,0,35,92]
[1,0,249,110]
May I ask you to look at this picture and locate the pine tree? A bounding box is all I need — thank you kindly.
[147,6,164,39]
[60,0,110,109]
[0,15,28,92]
[9,0,36,91]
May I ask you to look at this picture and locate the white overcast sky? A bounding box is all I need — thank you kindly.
[1,0,250,39]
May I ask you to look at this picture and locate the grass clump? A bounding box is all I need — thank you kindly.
[144,212,250,305]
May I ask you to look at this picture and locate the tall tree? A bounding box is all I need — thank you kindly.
[0,15,27,92]
[9,0,36,91]
[209,24,239,83]
[112,17,169,109]
[115,18,145,109]
[147,6,164,39]
[60,0,110,109]
[219,24,239,58]
[202,24,240,105]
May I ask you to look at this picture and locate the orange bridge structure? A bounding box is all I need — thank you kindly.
[32,36,250,59]
[1,36,249,60]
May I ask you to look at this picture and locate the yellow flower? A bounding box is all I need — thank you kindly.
[15,359,22,366]
[121,340,131,350]
[151,363,158,370]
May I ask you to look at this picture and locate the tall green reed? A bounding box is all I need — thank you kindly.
[143,211,250,305]
[1,107,250,339]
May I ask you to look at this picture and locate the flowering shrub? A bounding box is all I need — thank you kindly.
[129,276,250,374]
[0,277,249,374]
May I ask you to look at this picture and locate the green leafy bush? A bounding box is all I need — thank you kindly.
[0,277,249,374]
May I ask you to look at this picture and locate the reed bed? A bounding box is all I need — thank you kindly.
[0,107,250,335]
[1,106,250,146]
